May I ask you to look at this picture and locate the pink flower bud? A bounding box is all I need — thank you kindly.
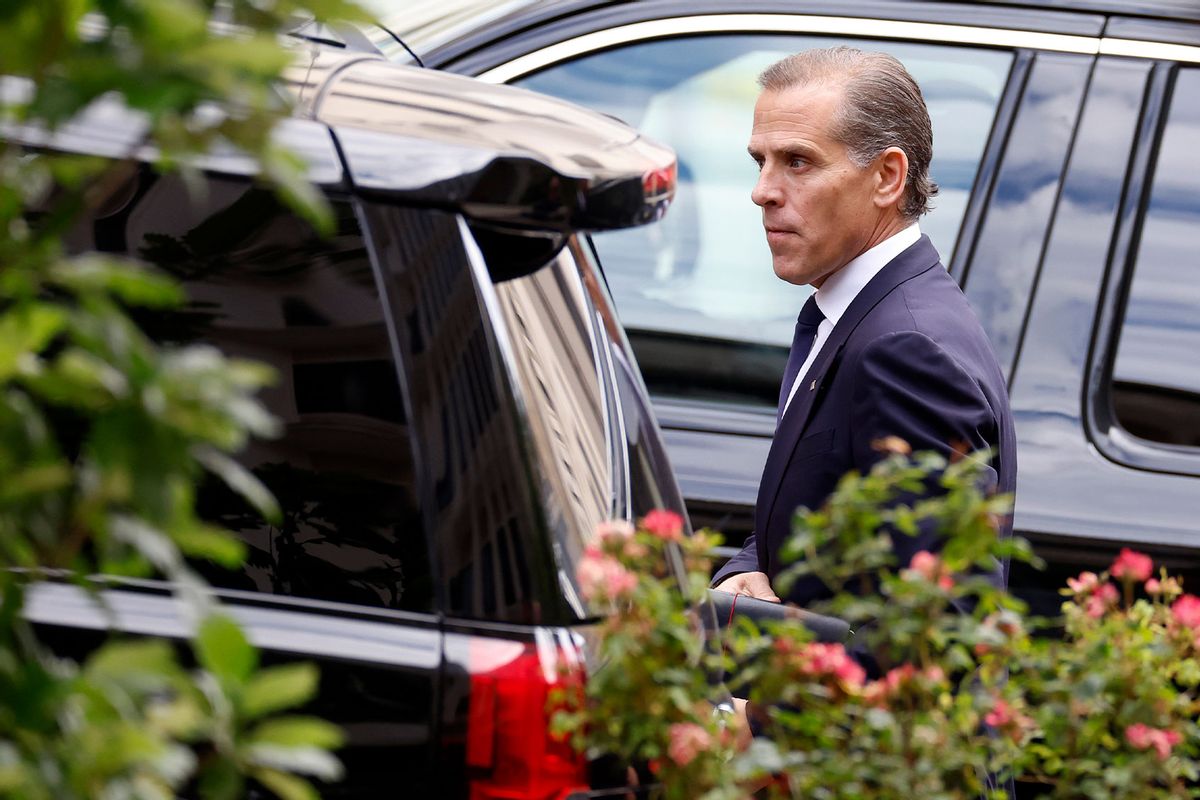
[642,509,684,541]
[595,519,635,542]
[984,699,1014,728]
[1172,594,1200,629]
[1085,583,1119,618]
[577,551,637,601]
[1126,724,1181,760]
[905,551,954,590]
[1066,571,1100,595]
[1110,548,1153,582]
[667,722,712,767]
[985,698,1034,743]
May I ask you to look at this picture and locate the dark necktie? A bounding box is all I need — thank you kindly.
[777,295,825,423]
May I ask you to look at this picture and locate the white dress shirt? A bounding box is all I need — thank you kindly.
[782,223,922,415]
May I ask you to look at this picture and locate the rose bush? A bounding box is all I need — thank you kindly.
[561,448,1200,799]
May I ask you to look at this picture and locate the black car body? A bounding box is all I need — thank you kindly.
[351,0,1200,613]
[7,54,686,797]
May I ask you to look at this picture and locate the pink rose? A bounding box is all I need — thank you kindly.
[1126,723,1152,750]
[1066,571,1100,594]
[792,643,864,689]
[1158,730,1182,760]
[642,509,683,541]
[906,551,954,590]
[1146,578,1162,595]
[884,664,917,695]
[1085,583,1119,618]
[595,519,635,542]
[985,698,1034,743]
[1111,548,1153,582]
[1172,594,1200,629]
[984,699,1014,728]
[1126,724,1181,760]
[667,722,711,766]
[835,658,866,688]
[577,552,637,601]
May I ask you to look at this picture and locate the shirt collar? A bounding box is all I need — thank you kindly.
[813,223,921,326]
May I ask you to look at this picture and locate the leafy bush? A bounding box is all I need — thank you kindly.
[566,448,1198,799]
[0,1,366,797]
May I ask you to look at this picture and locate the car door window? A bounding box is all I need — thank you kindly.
[1111,67,1200,448]
[517,35,1011,407]
[69,172,433,612]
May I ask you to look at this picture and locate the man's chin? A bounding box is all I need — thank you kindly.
[772,261,813,287]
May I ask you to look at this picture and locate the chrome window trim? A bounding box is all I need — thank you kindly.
[597,307,633,522]
[1101,37,1200,62]
[475,14,1096,83]
[475,13,1200,84]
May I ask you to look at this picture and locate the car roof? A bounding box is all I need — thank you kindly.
[1,49,675,235]
[292,52,675,230]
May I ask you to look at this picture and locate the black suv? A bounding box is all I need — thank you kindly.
[13,55,684,798]
[341,0,1200,612]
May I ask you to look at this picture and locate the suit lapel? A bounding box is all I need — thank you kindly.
[755,235,942,570]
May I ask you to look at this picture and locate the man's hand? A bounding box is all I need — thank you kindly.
[713,571,780,602]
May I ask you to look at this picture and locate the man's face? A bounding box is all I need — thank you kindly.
[748,83,881,288]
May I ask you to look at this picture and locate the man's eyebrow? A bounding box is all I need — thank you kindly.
[747,141,818,160]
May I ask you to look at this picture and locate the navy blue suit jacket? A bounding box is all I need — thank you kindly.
[712,235,1016,604]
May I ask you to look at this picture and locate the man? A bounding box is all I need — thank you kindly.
[712,46,1016,605]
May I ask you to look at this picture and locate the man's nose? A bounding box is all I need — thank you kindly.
[751,167,781,207]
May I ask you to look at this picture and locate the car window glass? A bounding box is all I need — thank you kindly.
[518,35,1011,407]
[490,243,611,613]
[67,173,433,612]
[1111,68,1200,448]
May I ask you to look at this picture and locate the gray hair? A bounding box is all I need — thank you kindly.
[757,46,937,219]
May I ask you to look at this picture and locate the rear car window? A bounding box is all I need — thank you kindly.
[489,242,614,614]
[518,34,1012,407]
[1111,67,1200,448]
[67,172,434,612]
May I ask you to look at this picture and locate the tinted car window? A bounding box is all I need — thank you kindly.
[359,204,567,624]
[490,242,613,613]
[68,172,433,612]
[518,35,1011,406]
[1111,68,1200,448]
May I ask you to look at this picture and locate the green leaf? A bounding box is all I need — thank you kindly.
[50,255,185,308]
[109,514,183,573]
[252,767,320,800]
[242,665,321,720]
[171,522,247,568]
[245,745,343,782]
[195,614,257,686]
[85,638,178,680]
[0,304,66,381]
[248,716,344,750]
[0,462,71,503]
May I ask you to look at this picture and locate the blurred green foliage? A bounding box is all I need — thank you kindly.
[0,1,369,797]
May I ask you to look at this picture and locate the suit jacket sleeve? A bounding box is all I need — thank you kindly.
[711,533,759,586]
[850,330,1000,567]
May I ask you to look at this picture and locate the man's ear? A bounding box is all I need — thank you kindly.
[873,146,909,211]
